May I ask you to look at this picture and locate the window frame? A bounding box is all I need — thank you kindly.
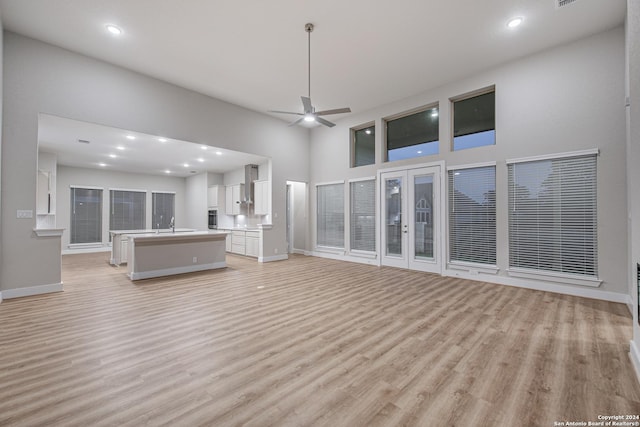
[69,185,104,246]
[446,162,498,272]
[506,149,601,287]
[350,122,376,168]
[108,188,146,233]
[450,85,496,152]
[152,191,176,229]
[348,177,377,256]
[383,102,439,163]
[316,181,346,251]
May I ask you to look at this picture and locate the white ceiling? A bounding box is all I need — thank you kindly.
[0,0,626,122]
[38,114,268,177]
[0,0,626,120]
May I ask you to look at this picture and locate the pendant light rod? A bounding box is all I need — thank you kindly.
[305,23,314,100]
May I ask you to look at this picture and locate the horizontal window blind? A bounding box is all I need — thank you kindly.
[350,180,376,252]
[152,192,175,229]
[448,166,496,265]
[317,183,344,248]
[109,190,146,232]
[70,187,103,244]
[508,154,597,277]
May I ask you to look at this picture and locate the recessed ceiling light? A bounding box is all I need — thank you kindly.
[158,137,167,143]
[116,146,125,150]
[197,158,205,162]
[507,17,523,28]
[99,162,107,167]
[126,135,136,140]
[106,24,122,36]
[215,151,222,156]
[183,163,189,168]
[165,170,171,174]
[201,146,208,150]
[109,154,117,158]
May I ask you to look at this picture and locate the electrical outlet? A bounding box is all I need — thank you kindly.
[192,257,197,263]
[17,210,33,219]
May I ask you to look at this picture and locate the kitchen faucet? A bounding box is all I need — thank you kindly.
[169,216,175,233]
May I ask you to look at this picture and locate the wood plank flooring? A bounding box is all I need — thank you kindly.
[0,252,639,426]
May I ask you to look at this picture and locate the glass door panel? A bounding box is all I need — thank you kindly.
[385,177,403,256]
[413,175,434,260]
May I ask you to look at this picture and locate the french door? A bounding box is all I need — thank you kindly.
[380,166,441,273]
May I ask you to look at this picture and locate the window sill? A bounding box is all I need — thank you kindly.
[348,250,377,259]
[315,247,345,256]
[507,268,601,288]
[68,243,104,249]
[447,262,499,275]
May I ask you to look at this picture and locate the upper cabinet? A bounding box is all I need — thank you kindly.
[208,185,224,209]
[254,180,270,216]
[225,184,244,215]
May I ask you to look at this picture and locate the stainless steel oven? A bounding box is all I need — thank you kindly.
[208,209,218,229]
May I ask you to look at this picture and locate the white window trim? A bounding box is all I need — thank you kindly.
[315,180,345,187]
[506,148,599,165]
[447,261,499,275]
[507,267,602,288]
[348,176,376,183]
[109,187,147,193]
[70,185,103,190]
[446,161,497,171]
[151,190,176,194]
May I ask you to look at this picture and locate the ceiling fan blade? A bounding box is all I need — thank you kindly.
[301,96,313,113]
[315,107,352,116]
[268,110,303,115]
[315,116,336,128]
[288,117,305,127]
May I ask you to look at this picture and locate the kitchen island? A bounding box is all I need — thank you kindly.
[126,230,228,280]
[110,228,196,265]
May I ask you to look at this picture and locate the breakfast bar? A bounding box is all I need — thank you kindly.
[126,230,228,280]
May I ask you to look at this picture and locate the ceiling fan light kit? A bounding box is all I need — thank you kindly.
[269,23,351,128]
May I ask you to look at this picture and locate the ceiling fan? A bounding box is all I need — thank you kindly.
[269,23,351,128]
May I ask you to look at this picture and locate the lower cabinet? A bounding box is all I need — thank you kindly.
[245,231,260,258]
[226,229,260,258]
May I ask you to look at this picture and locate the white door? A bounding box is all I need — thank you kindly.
[380,166,441,273]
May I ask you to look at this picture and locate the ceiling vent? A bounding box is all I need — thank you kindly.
[556,0,578,8]
[77,139,90,144]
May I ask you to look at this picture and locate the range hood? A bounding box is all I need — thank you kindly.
[243,164,259,204]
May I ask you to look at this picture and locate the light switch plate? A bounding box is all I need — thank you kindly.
[17,209,33,219]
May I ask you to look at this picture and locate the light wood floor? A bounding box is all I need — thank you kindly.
[1,253,639,426]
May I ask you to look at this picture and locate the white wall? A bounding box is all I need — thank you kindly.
[309,26,628,299]
[1,31,309,293]
[290,181,307,253]
[626,0,640,379]
[0,9,4,301]
[56,165,187,248]
[185,172,208,231]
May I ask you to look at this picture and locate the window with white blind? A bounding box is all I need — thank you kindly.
[448,165,496,265]
[508,152,598,278]
[317,183,344,249]
[152,192,175,229]
[350,179,376,252]
[109,190,146,232]
[70,187,103,244]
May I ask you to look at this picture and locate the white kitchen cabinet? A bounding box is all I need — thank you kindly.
[231,230,246,255]
[120,238,129,263]
[225,184,244,215]
[207,185,224,209]
[245,230,260,258]
[225,231,232,252]
[253,180,270,216]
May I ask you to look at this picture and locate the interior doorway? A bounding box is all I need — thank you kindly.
[286,181,308,254]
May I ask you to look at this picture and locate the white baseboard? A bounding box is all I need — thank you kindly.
[444,268,628,304]
[128,262,226,281]
[630,340,640,386]
[259,254,289,263]
[291,248,309,256]
[63,246,111,255]
[2,282,64,299]
[627,295,634,316]
[311,250,379,266]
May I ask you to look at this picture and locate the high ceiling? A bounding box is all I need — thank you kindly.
[0,0,626,121]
